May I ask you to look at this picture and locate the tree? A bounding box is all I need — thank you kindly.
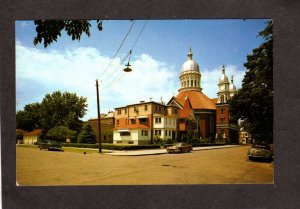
[46,125,77,142]
[39,91,87,135]
[77,123,96,144]
[16,102,41,131]
[33,20,103,48]
[229,21,273,143]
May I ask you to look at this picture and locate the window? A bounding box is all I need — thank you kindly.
[139,118,148,123]
[125,109,127,114]
[142,130,148,136]
[130,119,136,124]
[159,106,161,111]
[169,130,171,136]
[116,120,120,125]
[174,108,178,114]
[145,105,148,111]
[155,130,161,136]
[120,132,130,136]
[155,106,158,111]
[117,109,121,115]
[220,95,224,103]
[155,117,161,124]
[221,108,224,114]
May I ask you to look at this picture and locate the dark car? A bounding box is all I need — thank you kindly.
[39,140,62,151]
[247,143,273,161]
[167,142,193,153]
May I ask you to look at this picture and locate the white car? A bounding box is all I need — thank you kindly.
[248,143,273,161]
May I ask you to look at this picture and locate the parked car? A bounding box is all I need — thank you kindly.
[247,143,273,161]
[39,140,62,151]
[167,142,193,153]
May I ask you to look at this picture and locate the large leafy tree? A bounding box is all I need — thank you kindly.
[33,20,103,48]
[46,125,77,142]
[39,91,87,135]
[229,21,273,143]
[77,123,96,144]
[16,102,41,131]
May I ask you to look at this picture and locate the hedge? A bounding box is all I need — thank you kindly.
[62,143,161,150]
[189,143,226,147]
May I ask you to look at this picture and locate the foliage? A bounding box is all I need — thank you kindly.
[62,143,161,150]
[16,103,41,131]
[16,129,27,142]
[33,20,103,48]
[153,135,162,144]
[229,20,273,143]
[39,91,87,135]
[77,123,96,144]
[46,125,77,142]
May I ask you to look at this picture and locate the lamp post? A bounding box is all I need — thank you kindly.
[96,79,102,153]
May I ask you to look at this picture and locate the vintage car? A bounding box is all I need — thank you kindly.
[166,142,193,153]
[247,143,273,161]
[39,140,62,151]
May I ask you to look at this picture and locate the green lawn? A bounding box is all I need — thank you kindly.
[16,144,110,154]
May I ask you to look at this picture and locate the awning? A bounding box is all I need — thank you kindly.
[117,129,130,132]
[137,115,148,119]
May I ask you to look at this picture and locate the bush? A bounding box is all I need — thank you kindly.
[153,135,162,144]
[62,143,161,150]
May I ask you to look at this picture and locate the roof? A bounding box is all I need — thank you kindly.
[114,100,169,110]
[179,98,194,118]
[115,124,151,130]
[175,90,216,110]
[23,129,42,136]
[211,98,218,105]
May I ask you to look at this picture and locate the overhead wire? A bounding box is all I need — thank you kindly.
[102,20,148,89]
[99,20,136,79]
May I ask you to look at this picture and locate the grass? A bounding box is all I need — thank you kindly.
[16,144,110,154]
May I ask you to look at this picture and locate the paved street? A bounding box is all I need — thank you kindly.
[16,146,274,185]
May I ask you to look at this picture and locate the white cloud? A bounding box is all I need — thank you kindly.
[16,42,245,121]
[201,65,245,98]
[16,42,178,120]
[20,21,29,27]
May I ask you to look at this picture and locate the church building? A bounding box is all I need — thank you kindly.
[167,48,239,143]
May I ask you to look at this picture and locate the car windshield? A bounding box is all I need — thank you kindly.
[253,144,270,149]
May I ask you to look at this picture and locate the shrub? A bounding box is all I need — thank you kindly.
[62,143,160,150]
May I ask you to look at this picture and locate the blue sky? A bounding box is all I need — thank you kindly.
[16,19,269,120]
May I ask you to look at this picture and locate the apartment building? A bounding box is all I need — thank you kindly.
[113,101,179,145]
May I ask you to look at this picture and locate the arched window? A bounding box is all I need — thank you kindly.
[184,81,186,87]
[187,80,189,87]
[191,80,193,87]
[221,95,224,103]
[194,80,197,86]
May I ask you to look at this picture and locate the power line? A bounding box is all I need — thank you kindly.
[102,20,148,89]
[99,20,136,79]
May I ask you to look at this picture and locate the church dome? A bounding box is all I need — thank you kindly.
[219,65,229,83]
[181,48,200,73]
[229,75,237,92]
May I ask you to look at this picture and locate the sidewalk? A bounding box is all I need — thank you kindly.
[105,145,241,156]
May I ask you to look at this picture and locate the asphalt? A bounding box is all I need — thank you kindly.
[105,145,241,156]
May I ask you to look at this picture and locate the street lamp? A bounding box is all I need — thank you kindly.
[96,56,133,153]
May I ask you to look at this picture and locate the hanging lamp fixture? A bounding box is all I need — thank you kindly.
[123,50,133,72]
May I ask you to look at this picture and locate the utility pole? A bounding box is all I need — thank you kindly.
[96,79,102,153]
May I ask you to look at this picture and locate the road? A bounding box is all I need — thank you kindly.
[16,146,274,185]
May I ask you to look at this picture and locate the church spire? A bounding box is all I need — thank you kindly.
[187,47,193,60]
